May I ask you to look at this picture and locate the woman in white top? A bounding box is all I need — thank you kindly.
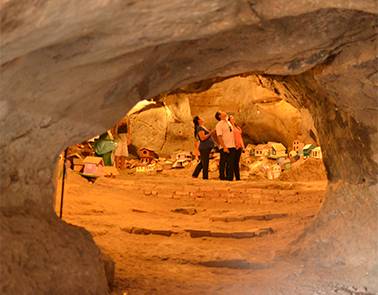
[114,117,131,169]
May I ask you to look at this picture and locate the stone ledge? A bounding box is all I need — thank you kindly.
[210,213,288,222]
[121,226,274,239]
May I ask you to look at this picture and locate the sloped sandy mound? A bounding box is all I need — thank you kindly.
[280,158,327,181]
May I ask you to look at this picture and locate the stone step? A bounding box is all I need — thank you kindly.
[185,228,273,239]
[210,213,288,222]
[121,226,274,239]
[121,227,176,237]
[171,208,198,215]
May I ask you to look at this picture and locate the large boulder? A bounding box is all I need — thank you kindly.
[0,209,109,295]
[128,95,193,155]
[186,74,318,147]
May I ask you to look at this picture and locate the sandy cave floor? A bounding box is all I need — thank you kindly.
[55,167,328,295]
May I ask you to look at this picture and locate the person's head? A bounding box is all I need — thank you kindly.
[228,114,235,125]
[193,115,200,127]
[220,111,228,120]
[215,111,227,121]
[229,114,240,128]
[193,116,204,137]
[193,116,204,126]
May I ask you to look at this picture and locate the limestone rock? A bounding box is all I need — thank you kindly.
[101,252,115,289]
[128,74,318,150]
[186,75,318,147]
[128,96,193,155]
[128,104,167,152]
[0,211,109,295]
[0,1,377,294]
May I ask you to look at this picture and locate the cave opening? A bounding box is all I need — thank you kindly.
[1,2,377,295]
[54,74,329,294]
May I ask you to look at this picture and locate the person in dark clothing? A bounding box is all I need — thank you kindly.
[229,115,245,181]
[192,116,215,180]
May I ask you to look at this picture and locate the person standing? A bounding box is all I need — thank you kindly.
[192,116,214,180]
[215,111,236,181]
[215,111,226,180]
[114,117,131,169]
[229,115,245,181]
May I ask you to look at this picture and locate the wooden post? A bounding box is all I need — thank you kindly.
[59,148,68,219]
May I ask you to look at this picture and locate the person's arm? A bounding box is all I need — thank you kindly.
[198,130,212,141]
[194,141,199,160]
[210,130,219,145]
[217,135,229,153]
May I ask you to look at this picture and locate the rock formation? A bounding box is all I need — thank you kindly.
[0,1,377,294]
[186,74,318,147]
[127,75,318,155]
[127,95,193,156]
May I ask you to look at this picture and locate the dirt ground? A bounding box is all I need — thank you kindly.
[55,167,328,295]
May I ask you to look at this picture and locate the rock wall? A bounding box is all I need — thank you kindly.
[280,36,378,270]
[186,75,318,147]
[0,1,377,293]
[127,95,193,156]
[128,75,318,154]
